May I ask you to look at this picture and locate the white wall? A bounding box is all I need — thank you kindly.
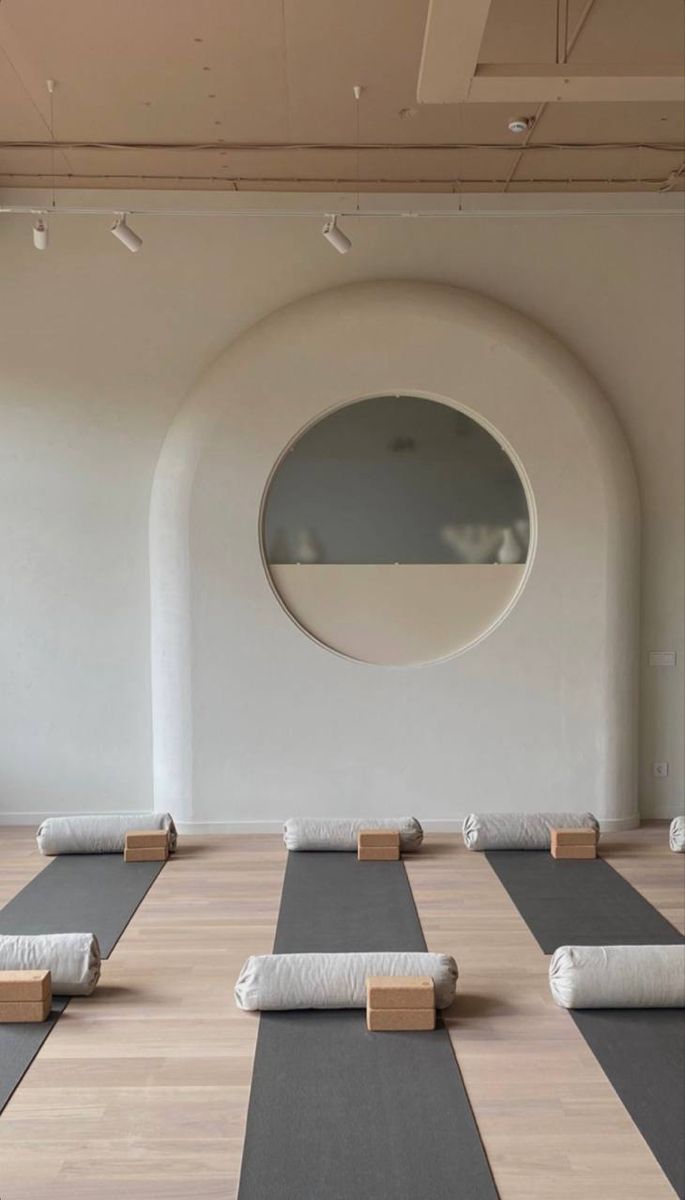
[0,192,682,824]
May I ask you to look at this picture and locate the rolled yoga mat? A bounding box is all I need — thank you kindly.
[549,944,685,1009]
[463,810,598,851]
[0,932,101,996]
[237,852,497,1200]
[670,815,685,852]
[486,850,685,1197]
[283,816,423,852]
[0,852,166,1113]
[235,951,457,1011]
[36,811,177,855]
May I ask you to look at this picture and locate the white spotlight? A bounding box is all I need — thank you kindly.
[111,213,143,253]
[32,213,49,250]
[322,214,351,254]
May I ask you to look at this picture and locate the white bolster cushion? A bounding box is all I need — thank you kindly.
[0,933,101,996]
[235,951,457,1011]
[463,811,599,851]
[669,816,685,852]
[36,812,177,856]
[549,944,685,1009]
[283,817,423,852]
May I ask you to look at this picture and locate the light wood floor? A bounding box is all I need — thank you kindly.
[0,822,682,1200]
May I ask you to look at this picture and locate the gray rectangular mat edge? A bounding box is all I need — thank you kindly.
[237,853,499,1200]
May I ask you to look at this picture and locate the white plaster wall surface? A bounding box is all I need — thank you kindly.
[181,282,637,829]
[0,193,682,823]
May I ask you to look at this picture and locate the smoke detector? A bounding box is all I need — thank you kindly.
[508,117,533,134]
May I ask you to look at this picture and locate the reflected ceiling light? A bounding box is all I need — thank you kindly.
[111,213,143,253]
[32,213,48,250]
[322,214,351,254]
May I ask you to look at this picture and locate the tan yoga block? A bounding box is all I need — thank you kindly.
[367,1006,435,1031]
[0,996,51,1023]
[124,845,168,862]
[0,970,51,1003]
[357,830,401,849]
[125,829,170,850]
[366,976,435,1010]
[358,845,400,861]
[551,827,598,848]
[551,843,597,860]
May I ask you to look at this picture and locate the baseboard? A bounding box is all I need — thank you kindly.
[598,813,641,832]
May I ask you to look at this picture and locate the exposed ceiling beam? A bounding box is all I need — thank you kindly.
[418,0,494,103]
[417,0,683,104]
[468,63,685,104]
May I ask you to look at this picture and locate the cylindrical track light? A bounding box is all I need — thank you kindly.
[32,213,49,250]
[111,213,143,253]
[322,214,351,254]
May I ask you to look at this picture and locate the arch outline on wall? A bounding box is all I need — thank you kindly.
[149,280,639,830]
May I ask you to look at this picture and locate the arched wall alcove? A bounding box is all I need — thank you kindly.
[149,281,639,832]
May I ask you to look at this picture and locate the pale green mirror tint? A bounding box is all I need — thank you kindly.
[263,395,530,566]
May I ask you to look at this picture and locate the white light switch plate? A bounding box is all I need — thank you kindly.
[653,762,669,778]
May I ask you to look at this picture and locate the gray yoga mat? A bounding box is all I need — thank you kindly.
[237,852,498,1200]
[571,1008,685,1198]
[0,853,165,1113]
[0,854,165,957]
[484,851,684,952]
[486,850,685,1197]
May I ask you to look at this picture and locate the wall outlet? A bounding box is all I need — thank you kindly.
[649,651,676,667]
[653,761,669,778]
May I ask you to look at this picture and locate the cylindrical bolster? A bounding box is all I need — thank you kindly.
[235,951,457,1011]
[670,816,685,853]
[549,944,685,1009]
[36,812,177,856]
[0,933,101,996]
[283,817,423,852]
[462,811,599,851]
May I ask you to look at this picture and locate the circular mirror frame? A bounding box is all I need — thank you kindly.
[259,392,537,667]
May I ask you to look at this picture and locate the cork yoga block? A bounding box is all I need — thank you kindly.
[0,971,52,1022]
[0,969,51,1003]
[551,844,597,860]
[367,1007,435,1031]
[125,829,170,850]
[124,845,168,862]
[357,830,400,860]
[366,976,435,1010]
[551,827,598,847]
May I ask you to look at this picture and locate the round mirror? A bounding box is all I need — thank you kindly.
[261,394,532,665]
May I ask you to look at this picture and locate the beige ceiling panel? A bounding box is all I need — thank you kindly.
[455,146,520,179]
[480,0,558,64]
[0,145,64,177]
[0,51,51,139]
[0,0,289,142]
[511,145,678,184]
[62,146,355,186]
[353,147,461,182]
[568,0,684,66]
[536,101,685,145]
[283,0,429,142]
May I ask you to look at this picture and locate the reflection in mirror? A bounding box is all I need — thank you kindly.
[263,395,530,565]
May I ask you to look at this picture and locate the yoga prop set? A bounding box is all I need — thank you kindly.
[0,811,175,1113]
[236,846,497,1200]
